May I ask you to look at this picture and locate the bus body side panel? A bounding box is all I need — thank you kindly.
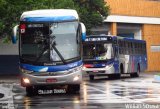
[118,54,126,73]
[139,55,147,72]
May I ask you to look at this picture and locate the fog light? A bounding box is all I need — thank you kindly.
[23,78,30,84]
[73,76,80,81]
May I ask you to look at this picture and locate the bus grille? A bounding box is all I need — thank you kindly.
[32,71,72,76]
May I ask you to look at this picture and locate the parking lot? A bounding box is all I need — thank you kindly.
[0,72,160,109]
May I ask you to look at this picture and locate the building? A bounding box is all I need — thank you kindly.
[91,0,160,71]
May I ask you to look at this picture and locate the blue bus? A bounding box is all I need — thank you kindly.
[82,35,147,80]
[12,9,86,95]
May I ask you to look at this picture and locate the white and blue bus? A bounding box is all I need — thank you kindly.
[12,9,86,95]
[82,35,147,80]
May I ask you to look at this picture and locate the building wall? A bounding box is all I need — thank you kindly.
[106,0,160,71]
[143,24,160,71]
[106,0,160,17]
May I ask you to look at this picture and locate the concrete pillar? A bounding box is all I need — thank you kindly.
[110,22,117,36]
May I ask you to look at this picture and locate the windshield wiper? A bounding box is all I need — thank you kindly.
[51,42,66,64]
[34,45,49,62]
[34,35,66,64]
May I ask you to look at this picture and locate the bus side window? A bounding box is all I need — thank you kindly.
[128,42,132,54]
[143,43,146,54]
[132,42,134,55]
[111,46,114,58]
[131,42,134,54]
[135,43,138,54]
[126,42,129,55]
[119,40,122,54]
[121,41,124,54]
[114,45,118,58]
[138,43,141,54]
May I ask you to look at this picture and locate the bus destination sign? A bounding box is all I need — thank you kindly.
[85,37,112,42]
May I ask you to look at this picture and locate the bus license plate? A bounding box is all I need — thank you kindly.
[38,89,66,94]
[93,70,99,73]
[46,78,57,83]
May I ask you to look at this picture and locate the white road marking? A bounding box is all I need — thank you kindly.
[0,84,17,109]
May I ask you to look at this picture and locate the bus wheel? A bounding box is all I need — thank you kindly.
[135,65,140,77]
[131,65,140,77]
[109,74,120,79]
[89,75,94,81]
[26,86,35,96]
[115,74,121,79]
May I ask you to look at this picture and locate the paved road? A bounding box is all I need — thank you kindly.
[0,73,160,109]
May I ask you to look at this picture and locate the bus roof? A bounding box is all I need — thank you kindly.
[20,9,79,22]
[113,36,146,43]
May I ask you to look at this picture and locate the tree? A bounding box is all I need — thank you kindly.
[75,0,110,32]
[0,0,110,42]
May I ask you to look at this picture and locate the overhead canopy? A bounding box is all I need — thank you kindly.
[104,15,160,24]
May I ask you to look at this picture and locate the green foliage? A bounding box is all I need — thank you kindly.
[75,0,110,31]
[2,36,11,43]
[0,0,110,42]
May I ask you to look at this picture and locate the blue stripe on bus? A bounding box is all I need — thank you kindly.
[91,59,115,68]
[22,16,77,22]
[82,33,86,41]
[20,60,83,72]
[11,36,17,44]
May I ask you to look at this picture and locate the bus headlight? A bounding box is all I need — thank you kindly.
[23,78,30,84]
[105,64,113,69]
[73,75,80,81]
[82,66,86,70]
[68,66,82,74]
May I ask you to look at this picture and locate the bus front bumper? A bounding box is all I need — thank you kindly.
[20,70,82,87]
[82,65,115,75]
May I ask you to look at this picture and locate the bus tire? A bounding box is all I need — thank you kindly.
[26,86,35,96]
[135,64,140,77]
[115,73,121,79]
[89,75,94,81]
[131,64,140,77]
[120,64,124,74]
[109,74,120,79]
[68,84,80,93]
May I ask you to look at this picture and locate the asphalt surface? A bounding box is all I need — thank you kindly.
[1,73,160,109]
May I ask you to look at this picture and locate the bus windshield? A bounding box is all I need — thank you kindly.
[20,21,80,64]
[83,43,114,61]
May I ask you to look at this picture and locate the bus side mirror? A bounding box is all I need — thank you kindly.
[80,23,86,41]
[12,25,19,44]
